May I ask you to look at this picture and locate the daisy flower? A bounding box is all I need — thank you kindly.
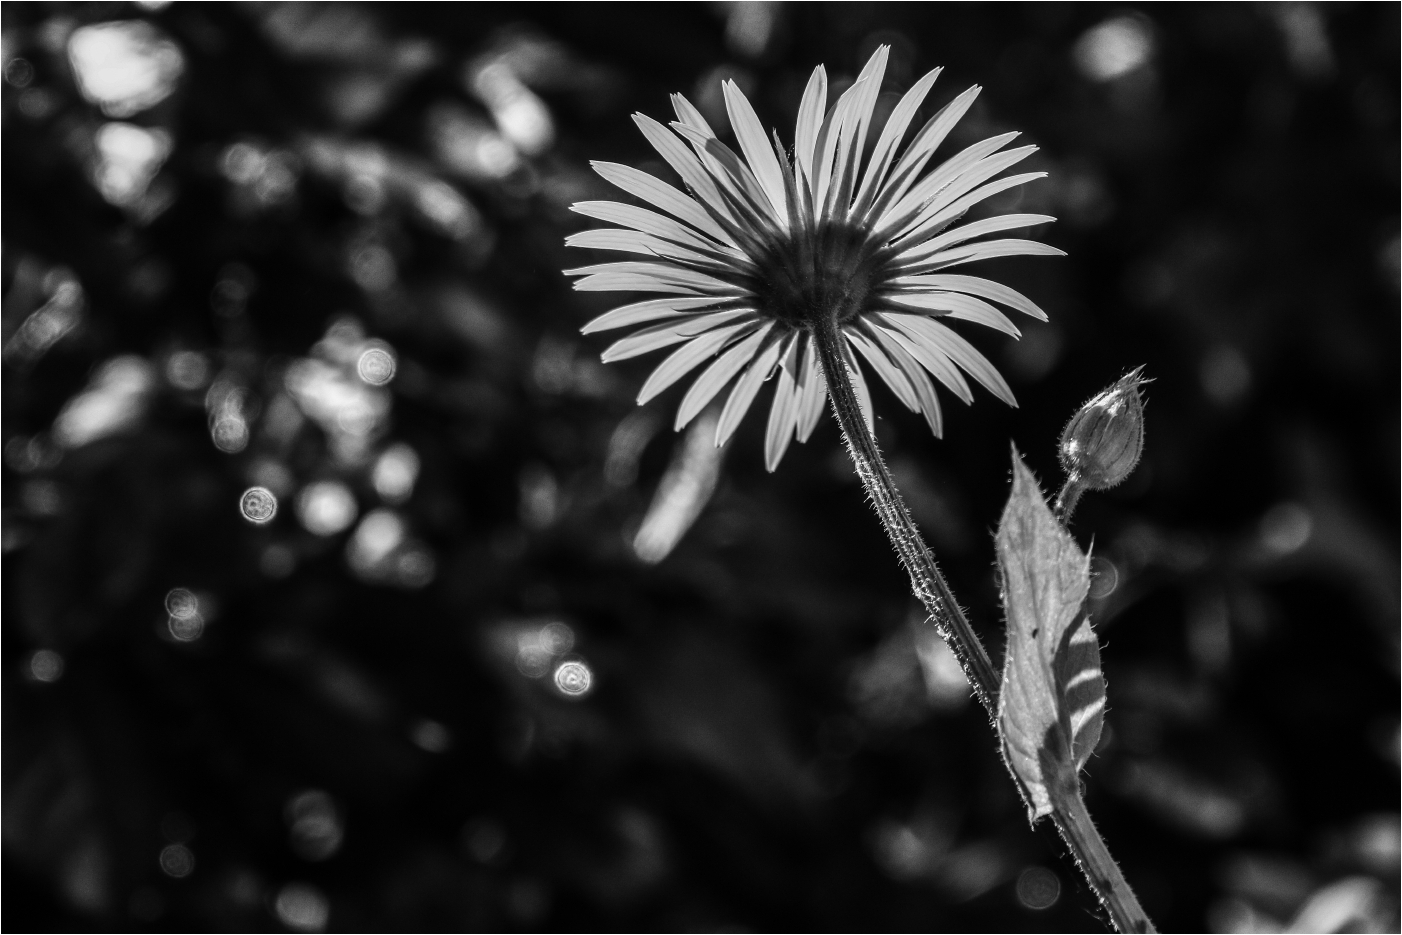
[566,46,1061,471]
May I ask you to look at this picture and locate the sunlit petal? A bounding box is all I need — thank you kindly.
[721,81,789,224]
[895,214,1055,264]
[591,161,735,244]
[893,273,1048,321]
[886,291,1022,338]
[868,324,944,437]
[890,314,1017,406]
[604,310,754,363]
[793,66,828,184]
[899,173,1051,258]
[675,324,772,429]
[814,76,870,210]
[763,335,801,471]
[581,296,731,335]
[716,334,782,446]
[874,85,982,216]
[632,113,738,225]
[846,326,920,411]
[637,320,757,403]
[893,145,1040,245]
[670,122,779,233]
[853,66,942,216]
[566,260,742,294]
[901,238,1066,276]
[876,314,975,404]
[794,334,828,442]
[566,228,725,268]
[878,132,1021,237]
[570,201,728,254]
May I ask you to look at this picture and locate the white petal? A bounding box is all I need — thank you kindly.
[716,332,782,446]
[892,273,1047,321]
[902,238,1066,275]
[868,325,943,436]
[877,84,981,212]
[591,161,735,245]
[566,228,719,267]
[570,201,728,255]
[566,228,657,254]
[722,81,789,225]
[671,92,716,136]
[565,260,740,294]
[675,324,771,429]
[572,273,701,295]
[764,335,801,471]
[844,46,890,183]
[885,292,1021,338]
[807,97,840,202]
[875,314,974,403]
[794,335,828,442]
[602,321,699,362]
[813,76,870,212]
[846,326,920,411]
[581,296,730,335]
[896,213,1055,263]
[879,132,1021,235]
[888,314,1017,407]
[900,173,1050,253]
[637,320,757,404]
[793,67,828,185]
[670,121,779,231]
[826,49,889,220]
[852,66,942,216]
[602,310,753,362]
[893,145,1040,244]
[632,113,738,226]
[665,93,772,218]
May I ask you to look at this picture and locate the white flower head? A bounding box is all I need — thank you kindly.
[567,47,1061,471]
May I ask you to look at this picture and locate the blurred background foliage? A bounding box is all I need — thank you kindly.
[2,3,1397,932]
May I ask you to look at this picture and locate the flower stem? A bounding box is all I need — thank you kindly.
[1053,792,1157,933]
[813,315,1155,934]
[812,316,1000,714]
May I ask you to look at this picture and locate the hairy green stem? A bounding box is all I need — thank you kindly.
[1054,793,1157,933]
[812,315,1154,934]
[812,315,1000,714]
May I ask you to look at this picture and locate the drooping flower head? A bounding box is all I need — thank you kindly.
[567,47,1062,470]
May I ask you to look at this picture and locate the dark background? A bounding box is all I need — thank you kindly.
[3,3,1398,932]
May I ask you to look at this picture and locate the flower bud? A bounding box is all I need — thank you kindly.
[1058,367,1148,491]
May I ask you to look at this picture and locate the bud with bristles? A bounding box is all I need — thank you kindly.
[1055,367,1148,520]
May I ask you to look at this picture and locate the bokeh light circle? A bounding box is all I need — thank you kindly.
[165,587,199,619]
[553,660,593,697]
[1015,866,1061,910]
[239,486,278,524]
[159,843,195,879]
[357,347,396,385]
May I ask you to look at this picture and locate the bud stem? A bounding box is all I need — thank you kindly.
[1054,477,1087,524]
[814,314,1155,934]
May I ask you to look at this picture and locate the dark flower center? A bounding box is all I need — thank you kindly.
[740,222,891,329]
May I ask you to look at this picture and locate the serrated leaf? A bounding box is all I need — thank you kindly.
[996,450,1106,821]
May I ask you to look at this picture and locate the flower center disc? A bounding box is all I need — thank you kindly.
[742,222,889,329]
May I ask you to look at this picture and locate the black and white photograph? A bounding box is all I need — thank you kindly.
[2,3,1398,932]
